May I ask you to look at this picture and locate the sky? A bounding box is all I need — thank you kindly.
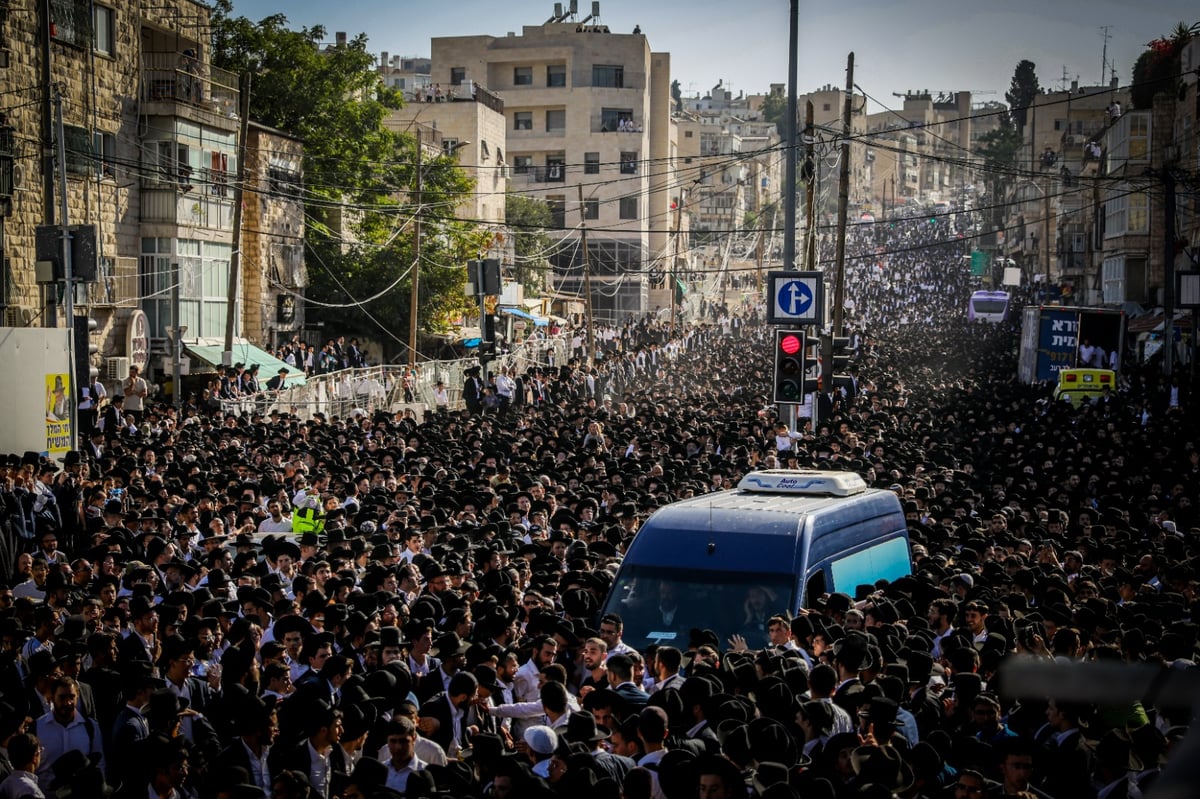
[227,0,1198,112]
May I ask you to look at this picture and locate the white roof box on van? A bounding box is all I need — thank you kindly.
[737,469,867,497]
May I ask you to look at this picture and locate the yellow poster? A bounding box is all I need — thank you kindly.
[46,373,72,454]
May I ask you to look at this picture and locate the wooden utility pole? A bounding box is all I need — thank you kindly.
[408,129,423,369]
[223,72,252,359]
[832,52,853,335]
[577,184,595,366]
[670,196,682,336]
[804,100,816,270]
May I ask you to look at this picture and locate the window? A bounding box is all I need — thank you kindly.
[583,198,599,220]
[684,130,694,138]
[442,138,460,155]
[92,131,115,177]
[140,238,232,339]
[1127,115,1149,160]
[546,196,566,229]
[513,66,533,85]
[619,196,638,219]
[268,164,302,196]
[513,155,533,174]
[514,112,533,131]
[93,5,114,56]
[207,151,231,197]
[450,68,466,86]
[823,103,831,112]
[584,152,600,175]
[50,0,91,48]
[601,108,633,132]
[620,152,637,174]
[62,125,93,176]
[593,64,624,88]
[547,65,567,87]
[546,110,566,132]
[546,156,565,183]
[480,140,490,159]
[1127,192,1148,233]
[148,141,192,186]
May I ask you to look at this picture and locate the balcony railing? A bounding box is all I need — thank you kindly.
[141,51,240,117]
[405,80,505,115]
[510,166,566,184]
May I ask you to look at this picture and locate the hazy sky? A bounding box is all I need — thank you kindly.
[228,0,1197,111]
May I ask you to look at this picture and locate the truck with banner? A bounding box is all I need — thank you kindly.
[1017,306,1127,384]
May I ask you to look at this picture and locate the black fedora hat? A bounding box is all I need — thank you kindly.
[431,632,470,658]
[563,709,610,744]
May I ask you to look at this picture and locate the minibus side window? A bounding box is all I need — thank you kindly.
[804,570,826,608]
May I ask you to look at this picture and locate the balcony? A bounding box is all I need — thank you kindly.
[407,80,505,115]
[141,52,241,129]
[510,166,566,184]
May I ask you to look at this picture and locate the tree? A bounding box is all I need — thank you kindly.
[208,1,481,355]
[1131,21,1199,109]
[505,195,553,295]
[760,89,787,135]
[1005,60,1041,134]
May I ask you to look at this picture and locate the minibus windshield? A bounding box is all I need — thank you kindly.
[601,565,795,651]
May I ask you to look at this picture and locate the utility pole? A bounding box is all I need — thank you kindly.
[223,72,252,362]
[577,184,595,366]
[1163,168,1177,377]
[832,52,854,336]
[804,100,816,270]
[53,89,77,450]
[669,195,682,336]
[170,262,185,409]
[408,129,423,370]
[782,0,799,270]
[41,0,55,327]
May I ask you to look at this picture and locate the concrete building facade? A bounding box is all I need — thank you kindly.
[431,11,673,322]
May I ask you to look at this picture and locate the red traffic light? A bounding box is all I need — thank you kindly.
[780,334,802,355]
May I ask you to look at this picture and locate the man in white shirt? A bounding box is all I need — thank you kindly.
[0,732,42,799]
[35,676,104,792]
[383,716,426,794]
[258,500,293,534]
[121,365,148,422]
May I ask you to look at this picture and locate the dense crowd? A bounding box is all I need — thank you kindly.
[0,214,1198,799]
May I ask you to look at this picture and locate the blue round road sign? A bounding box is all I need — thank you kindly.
[777,279,813,316]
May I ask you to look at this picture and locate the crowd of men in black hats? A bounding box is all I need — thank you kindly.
[0,213,1198,799]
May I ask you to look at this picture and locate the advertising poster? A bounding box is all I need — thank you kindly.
[46,372,72,454]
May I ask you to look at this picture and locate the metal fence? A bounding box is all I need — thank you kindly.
[219,333,574,419]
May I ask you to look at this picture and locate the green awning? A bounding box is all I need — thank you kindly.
[185,342,307,387]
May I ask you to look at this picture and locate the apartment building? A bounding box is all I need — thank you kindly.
[866,91,973,208]
[0,0,299,383]
[377,52,432,102]
[430,5,673,321]
[383,85,508,230]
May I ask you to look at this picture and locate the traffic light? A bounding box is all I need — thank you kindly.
[772,329,806,404]
[480,313,497,359]
[74,314,99,387]
[819,334,852,393]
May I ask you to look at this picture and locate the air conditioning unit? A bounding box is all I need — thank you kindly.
[106,357,130,382]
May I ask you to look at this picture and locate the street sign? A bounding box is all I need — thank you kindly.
[766,270,824,325]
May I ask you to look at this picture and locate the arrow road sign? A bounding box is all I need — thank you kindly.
[766,270,824,325]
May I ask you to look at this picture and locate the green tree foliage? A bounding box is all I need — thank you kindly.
[504,194,553,295]
[1005,60,1041,134]
[670,79,683,113]
[761,89,787,135]
[209,1,481,354]
[1131,21,1199,109]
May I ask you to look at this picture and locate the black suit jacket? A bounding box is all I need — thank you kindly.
[109,705,150,783]
[118,631,155,665]
[268,739,349,798]
[611,682,650,712]
[416,669,451,703]
[418,693,460,752]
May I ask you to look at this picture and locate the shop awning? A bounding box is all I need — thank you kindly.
[185,342,307,386]
[500,307,548,326]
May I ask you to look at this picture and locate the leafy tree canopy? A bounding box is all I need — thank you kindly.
[209,0,483,354]
[504,194,553,295]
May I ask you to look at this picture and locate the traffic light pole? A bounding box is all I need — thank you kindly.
[832,52,853,336]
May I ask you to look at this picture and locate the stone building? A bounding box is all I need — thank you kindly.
[0,0,301,386]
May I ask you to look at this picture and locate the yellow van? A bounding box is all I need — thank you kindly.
[1053,368,1115,407]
